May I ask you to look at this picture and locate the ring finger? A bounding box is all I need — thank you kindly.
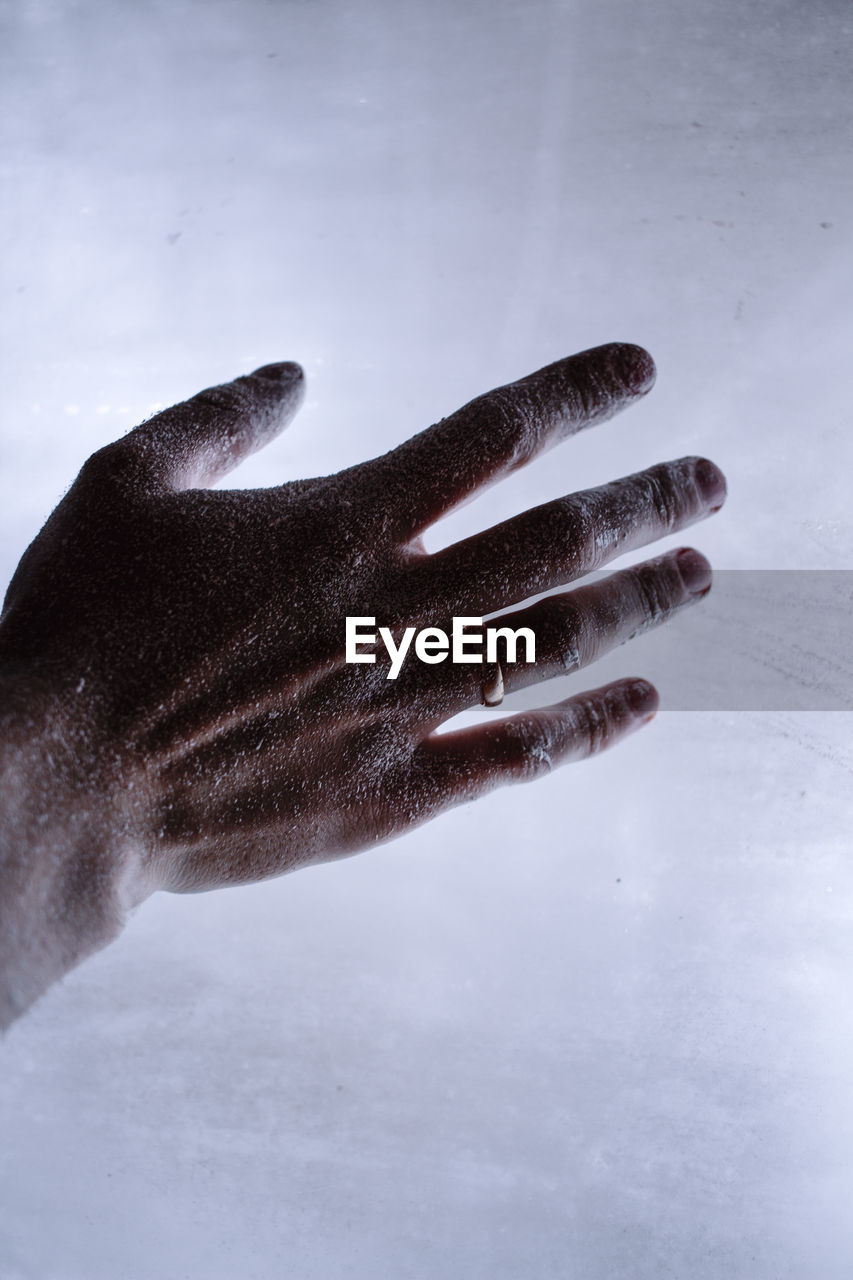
[414,546,712,723]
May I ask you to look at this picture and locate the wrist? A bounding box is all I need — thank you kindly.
[0,668,151,1028]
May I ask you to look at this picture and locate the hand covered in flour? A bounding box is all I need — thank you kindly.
[0,343,725,1026]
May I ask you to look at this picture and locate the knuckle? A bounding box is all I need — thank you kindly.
[526,362,594,428]
[569,695,611,756]
[189,382,248,422]
[643,464,687,529]
[475,387,538,471]
[558,494,596,552]
[626,563,677,631]
[538,597,583,671]
[351,719,410,775]
[563,364,597,423]
[332,722,414,836]
[484,385,526,425]
[503,715,554,780]
[533,370,590,431]
[78,438,138,488]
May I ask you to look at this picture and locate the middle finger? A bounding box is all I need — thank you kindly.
[417,455,726,617]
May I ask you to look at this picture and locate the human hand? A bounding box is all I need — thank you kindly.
[0,342,725,1023]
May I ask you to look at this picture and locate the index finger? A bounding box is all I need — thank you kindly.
[374,342,656,540]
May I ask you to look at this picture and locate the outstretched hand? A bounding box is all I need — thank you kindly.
[0,342,725,1024]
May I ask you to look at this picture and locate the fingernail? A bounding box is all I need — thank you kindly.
[676,547,712,597]
[251,361,304,382]
[694,457,727,510]
[626,679,659,719]
[612,343,657,395]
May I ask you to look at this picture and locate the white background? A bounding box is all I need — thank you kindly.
[2,1,853,1276]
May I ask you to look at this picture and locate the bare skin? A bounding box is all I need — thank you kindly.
[0,342,726,1028]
